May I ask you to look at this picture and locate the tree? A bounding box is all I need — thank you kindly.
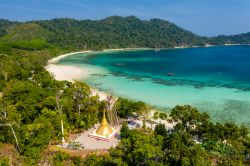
[120,123,130,138]
[0,157,10,166]
[110,130,164,165]
[70,82,90,115]
[83,155,104,166]
[114,98,147,118]
[170,105,209,134]
[55,90,65,144]
[153,112,159,120]
[2,80,47,124]
[154,124,167,136]
[0,110,20,153]
[159,112,167,120]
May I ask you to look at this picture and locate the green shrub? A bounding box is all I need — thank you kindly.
[53,151,69,166]
[11,40,50,51]
[0,157,9,166]
[159,113,167,120]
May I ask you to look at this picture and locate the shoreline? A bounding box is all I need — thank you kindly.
[45,48,143,101]
[45,45,247,103]
[44,46,250,127]
[46,48,160,103]
[45,64,91,82]
[45,47,151,94]
[45,63,108,101]
[48,48,151,64]
[48,50,93,64]
[47,44,246,65]
[45,51,174,130]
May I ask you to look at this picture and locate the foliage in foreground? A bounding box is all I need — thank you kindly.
[0,42,103,164]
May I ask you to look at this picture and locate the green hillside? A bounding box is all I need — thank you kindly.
[0,16,249,51]
[1,23,51,41]
[36,16,207,49]
[0,19,19,37]
[210,32,250,45]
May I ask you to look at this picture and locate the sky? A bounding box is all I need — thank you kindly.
[0,0,250,37]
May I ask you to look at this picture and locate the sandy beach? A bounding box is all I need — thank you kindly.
[48,50,93,64]
[45,48,149,82]
[45,48,151,101]
[46,63,108,101]
[48,48,149,64]
[45,49,175,128]
[45,64,90,82]
[45,47,166,103]
[46,50,113,100]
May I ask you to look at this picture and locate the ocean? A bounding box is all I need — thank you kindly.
[58,46,250,125]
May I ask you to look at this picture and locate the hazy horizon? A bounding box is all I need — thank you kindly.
[0,0,250,37]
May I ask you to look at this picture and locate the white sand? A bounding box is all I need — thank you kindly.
[46,64,109,101]
[48,50,92,64]
[48,48,149,64]
[45,48,149,100]
[48,48,140,64]
[224,43,241,46]
[91,89,108,101]
[46,64,90,82]
[46,50,112,101]
[148,109,175,130]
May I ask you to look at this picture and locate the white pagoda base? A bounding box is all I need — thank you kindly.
[89,111,119,142]
[89,128,119,141]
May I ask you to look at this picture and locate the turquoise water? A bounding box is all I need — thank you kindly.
[59,46,250,125]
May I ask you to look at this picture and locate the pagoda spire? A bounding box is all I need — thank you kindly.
[95,110,114,138]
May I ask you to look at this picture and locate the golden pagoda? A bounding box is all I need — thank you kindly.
[96,112,114,137]
[89,110,118,141]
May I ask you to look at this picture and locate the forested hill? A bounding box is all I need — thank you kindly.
[210,32,250,45]
[35,16,207,49]
[0,19,19,37]
[0,16,249,50]
[0,16,248,51]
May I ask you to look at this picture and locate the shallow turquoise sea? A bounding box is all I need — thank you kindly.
[58,46,250,125]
